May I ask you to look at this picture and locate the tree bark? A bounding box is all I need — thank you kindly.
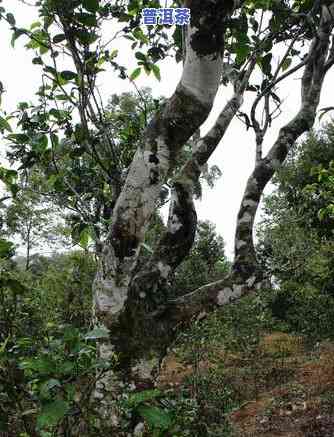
[92,1,242,431]
[93,1,231,332]
[114,59,257,360]
[164,4,334,323]
[91,4,334,434]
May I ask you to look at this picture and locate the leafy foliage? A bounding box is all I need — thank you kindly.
[171,220,230,297]
[257,122,334,337]
[0,250,115,435]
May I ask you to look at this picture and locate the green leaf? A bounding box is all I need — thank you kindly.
[130,67,141,81]
[143,63,151,75]
[37,400,69,429]
[152,64,161,81]
[235,43,251,65]
[79,226,91,248]
[46,174,58,190]
[260,53,272,76]
[0,166,19,197]
[31,134,48,152]
[7,133,29,144]
[55,94,69,101]
[9,183,19,198]
[58,361,75,375]
[6,13,16,26]
[0,116,12,133]
[30,21,41,30]
[60,70,78,81]
[128,389,162,407]
[82,0,100,13]
[11,28,26,47]
[0,336,10,354]
[39,44,49,55]
[75,12,97,27]
[74,124,88,143]
[137,405,173,430]
[4,278,26,294]
[53,34,66,44]
[20,356,55,374]
[50,133,60,149]
[318,208,326,221]
[18,101,29,110]
[44,66,57,77]
[25,30,48,52]
[0,239,15,259]
[65,384,76,402]
[32,56,43,65]
[74,29,99,45]
[109,49,118,60]
[141,242,154,254]
[85,327,110,340]
[281,57,292,72]
[132,27,149,43]
[40,379,61,400]
[135,51,147,62]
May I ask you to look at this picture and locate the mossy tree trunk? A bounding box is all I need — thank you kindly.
[91,3,334,434]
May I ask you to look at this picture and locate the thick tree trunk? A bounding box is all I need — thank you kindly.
[91,1,241,432]
[93,3,228,332]
[91,4,334,434]
[106,60,257,370]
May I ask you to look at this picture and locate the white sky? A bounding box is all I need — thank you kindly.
[1,1,333,258]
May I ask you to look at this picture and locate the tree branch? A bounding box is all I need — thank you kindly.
[124,60,257,326]
[162,9,334,323]
[93,0,244,327]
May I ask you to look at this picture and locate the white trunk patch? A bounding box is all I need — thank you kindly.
[246,276,256,288]
[158,261,172,279]
[156,136,170,172]
[217,287,233,305]
[131,357,158,380]
[99,341,115,360]
[181,26,222,105]
[233,284,243,298]
[238,212,252,224]
[248,177,258,190]
[95,283,127,315]
[168,214,183,233]
[236,240,247,250]
[242,199,258,209]
[134,422,145,436]
[217,284,244,306]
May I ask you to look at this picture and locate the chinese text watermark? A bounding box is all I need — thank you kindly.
[141,7,190,26]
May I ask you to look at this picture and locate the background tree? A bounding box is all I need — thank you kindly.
[3,188,62,270]
[171,220,230,298]
[257,122,334,323]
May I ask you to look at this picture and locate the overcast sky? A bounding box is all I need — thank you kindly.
[1,1,333,258]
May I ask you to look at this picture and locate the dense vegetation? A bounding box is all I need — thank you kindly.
[0,210,231,435]
[2,122,334,435]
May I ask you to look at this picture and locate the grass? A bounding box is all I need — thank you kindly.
[154,291,334,436]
